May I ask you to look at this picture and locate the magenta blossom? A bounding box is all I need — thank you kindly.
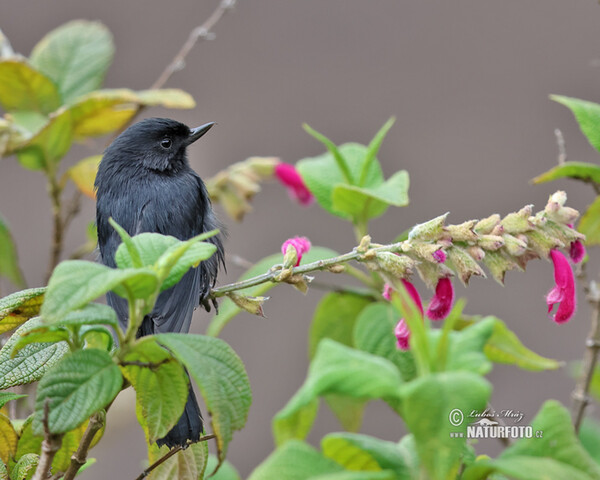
[275,163,314,206]
[567,224,585,264]
[569,240,585,264]
[395,319,410,350]
[546,249,576,324]
[383,279,424,351]
[432,249,447,263]
[281,236,312,266]
[426,277,455,320]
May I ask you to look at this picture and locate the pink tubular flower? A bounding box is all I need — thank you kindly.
[274,162,314,206]
[395,319,410,350]
[426,277,455,320]
[281,236,312,266]
[384,279,424,351]
[546,249,576,324]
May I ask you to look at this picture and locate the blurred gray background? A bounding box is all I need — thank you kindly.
[1,0,600,477]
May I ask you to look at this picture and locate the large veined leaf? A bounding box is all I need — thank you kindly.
[33,349,123,434]
[42,260,159,322]
[121,337,189,443]
[154,334,251,465]
[0,317,68,389]
[147,442,208,480]
[0,287,43,334]
[30,20,114,103]
[67,155,101,198]
[0,413,17,464]
[0,58,61,113]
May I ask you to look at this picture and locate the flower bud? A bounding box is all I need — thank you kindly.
[525,230,564,258]
[502,233,528,256]
[447,246,486,285]
[444,220,478,242]
[501,205,534,234]
[411,243,446,263]
[327,265,346,274]
[408,213,448,241]
[375,252,416,278]
[416,261,454,289]
[357,235,371,253]
[467,246,486,261]
[482,251,520,284]
[286,274,312,294]
[475,214,501,235]
[228,293,269,317]
[478,235,505,251]
[247,156,279,177]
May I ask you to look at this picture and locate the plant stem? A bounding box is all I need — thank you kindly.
[46,174,64,282]
[134,434,216,480]
[61,411,105,480]
[32,399,63,480]
[572,280,600,433]
[210,241,404,298]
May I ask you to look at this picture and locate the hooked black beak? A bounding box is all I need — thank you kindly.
[187,122,215,144]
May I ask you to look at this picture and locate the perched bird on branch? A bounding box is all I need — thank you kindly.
[95,117,225,448]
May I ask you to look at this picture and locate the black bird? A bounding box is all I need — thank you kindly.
[95,117,225,448]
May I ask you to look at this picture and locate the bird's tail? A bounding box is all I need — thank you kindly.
[156,382,203,449]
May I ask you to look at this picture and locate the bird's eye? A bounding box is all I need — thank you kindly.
[160,138,172,149]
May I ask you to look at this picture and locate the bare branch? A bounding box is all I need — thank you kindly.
[134,434,216,480]
[60,411,105,480]
[32,399,63,480]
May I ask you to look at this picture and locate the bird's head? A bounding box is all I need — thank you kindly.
[102,118,214,173]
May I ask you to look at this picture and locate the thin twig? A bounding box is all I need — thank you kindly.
[554,129,567,166]
[32,399,63,480]
[115,0,236,137]
[61,411,105,480]
[572,276,600,433]
[134,434,216,480]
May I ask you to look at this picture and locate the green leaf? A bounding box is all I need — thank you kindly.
[309,292,372,359]
[275,340,402,442]
[463,456,595,480]
[332,170,409,221]
[14,109,73,170]
[49,302,118,329]
[0,317,68,389]
[147,441,208,480]
[0,413,17,464]
[0,392,26,409]
[442,317,495,375]
[296,144,384,219]
[579,196,600,246]
[358,117,396,186]
[33,349,123,434]
[0,214,25,288]
[579,417,600,466]
[154,334,251,464]
[310,472,396,480]
[0,58,60,113]
[0,288,44,334]
[273,398,319,447]
[353,303,417,382]
[323,395,367,435]
[11,329,71,355]
[65,88,195,140]
[207,247,338,336]
[30,20,114,103]
[532,161,600,185]
[121,337,188,443]
[247,440,343,480]
[67,155,100,199]
[498,400,600,479]
[206,455,242,480]
[551,95,600,153]
[42,260,159,322]
[0,459,7,480]
[321,432,412,477]
[303,124,354,184]
[478,316,561,371]
[113,231,218,291]
[9,453,38,480]
[398,371,491,480]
